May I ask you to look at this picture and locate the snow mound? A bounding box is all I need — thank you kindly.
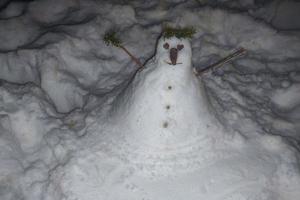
[49,133,300,200]
[271,83,300,110]
[0,82,66,199]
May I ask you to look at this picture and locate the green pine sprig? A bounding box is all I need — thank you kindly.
[163,26,196,39]
[103,30,143,68]
[103,31,122,47]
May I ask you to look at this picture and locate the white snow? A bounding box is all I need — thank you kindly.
[0,0,300,200]
[110,37,220,147]
[271,84,300,109]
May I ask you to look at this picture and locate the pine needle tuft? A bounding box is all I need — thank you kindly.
[163,26,196,39]
[103,31,122,47]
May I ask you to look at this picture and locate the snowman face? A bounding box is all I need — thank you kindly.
[156,37,192,67]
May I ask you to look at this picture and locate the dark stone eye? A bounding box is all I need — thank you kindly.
[163,43,169,49]
[177,44,184,50]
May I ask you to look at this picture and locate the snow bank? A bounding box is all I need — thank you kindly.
[0,0,300,200]
[0,82,65,199]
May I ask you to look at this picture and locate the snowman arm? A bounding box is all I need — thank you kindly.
[194,48,246,76]
[119,45,144,68]
[103,31,144,68]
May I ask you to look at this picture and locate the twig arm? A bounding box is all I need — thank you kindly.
[194,48,246,76]
[119,45,143,68]
[103,30,144,68]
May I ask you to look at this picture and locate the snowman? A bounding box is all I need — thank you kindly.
[108,30,222,151]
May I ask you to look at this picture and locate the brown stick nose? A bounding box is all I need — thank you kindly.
[170,48,178,65]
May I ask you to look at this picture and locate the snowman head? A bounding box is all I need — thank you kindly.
[156,36,192,67]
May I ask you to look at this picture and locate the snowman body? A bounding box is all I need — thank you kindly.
[110,37,219,148]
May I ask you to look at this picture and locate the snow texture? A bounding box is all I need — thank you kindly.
[0,0,300,200]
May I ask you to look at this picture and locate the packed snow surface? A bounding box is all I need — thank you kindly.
[0,0,300,200]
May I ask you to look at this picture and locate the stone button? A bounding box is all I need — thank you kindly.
[162,121,169,128]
